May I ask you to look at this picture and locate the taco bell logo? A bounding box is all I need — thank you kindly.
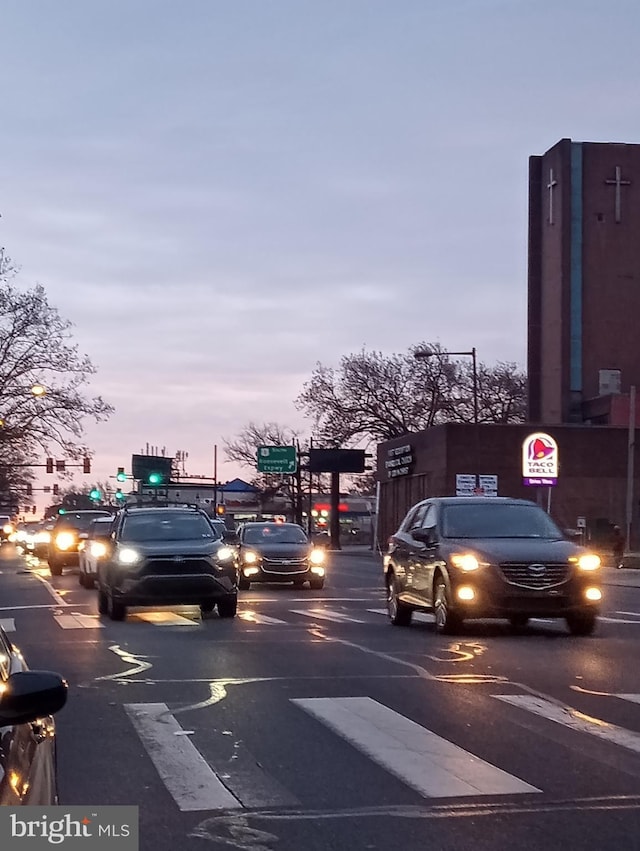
[522,432,558,486]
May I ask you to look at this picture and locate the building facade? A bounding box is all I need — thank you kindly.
[528,138,640,425]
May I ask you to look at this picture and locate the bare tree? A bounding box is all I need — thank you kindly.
[0,251,113,464]
[296,343,527,446]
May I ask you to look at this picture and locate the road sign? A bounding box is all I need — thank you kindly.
[257,446,297,474]
[577,516,586,529]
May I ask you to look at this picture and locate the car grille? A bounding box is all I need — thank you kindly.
[262,557,308,575]
[142,556,213,576]
[499,562,569,590]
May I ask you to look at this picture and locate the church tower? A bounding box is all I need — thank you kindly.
[528,138,640,424]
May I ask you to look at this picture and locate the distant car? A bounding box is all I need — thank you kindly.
[78,515,115,588]
[384,496,602,636]
[236,522,326,590]
[0,515,14,542]
[48,510,113,576]
[0,625,67,804]
[96,505,238,621]
[25,520,53,559]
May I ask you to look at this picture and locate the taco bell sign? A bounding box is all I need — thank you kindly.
[522,432,558,486]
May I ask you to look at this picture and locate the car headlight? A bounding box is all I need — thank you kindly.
[243,550,259,564]
[450,553,482,572]
[55,532,75,551]
[575,553,601,571]
[216,546,234,561]
[90,541,108,559]
[3,524,13,535]
[118,547,140,565]
[309,548,325,565]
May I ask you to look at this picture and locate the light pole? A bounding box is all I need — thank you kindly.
[414,346,480,491]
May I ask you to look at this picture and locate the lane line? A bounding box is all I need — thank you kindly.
[368,608,435,623]
[54,613,104,629]
[494,694,640,755]
[125,703,242,811]
[293,697,539,798]
[32,573,69,607]
[616,694,640,705]
[0,618,16,632]
[237,611,288,625]
[598,616,640,624]
[290,608,367,624]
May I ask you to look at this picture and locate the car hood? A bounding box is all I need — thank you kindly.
[444,537,586,564]
[120,539,223,557]
[243,542,311,559]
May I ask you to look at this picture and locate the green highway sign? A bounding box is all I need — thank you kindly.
[257,445,298,474]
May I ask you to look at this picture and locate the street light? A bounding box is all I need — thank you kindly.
[413,347,478,425]
[414,346,480,492]
[30,384,46,397]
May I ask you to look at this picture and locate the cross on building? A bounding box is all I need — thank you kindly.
[546,168,558,224]
[605,165,631,223]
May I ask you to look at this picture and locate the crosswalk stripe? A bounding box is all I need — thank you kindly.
[368,608,436,623]
[125,703,241,811]
[293,697,539,797]
[238,611,288,625]
[54,613,104,629]
[0,618,15,632]
[494,694,640,755]
[131,611,199,626]
[290,608,367,624]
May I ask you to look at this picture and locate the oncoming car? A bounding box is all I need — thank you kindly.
[236,522,326,590]
[96,506,238,621]
[384,496,602,636]
[47,510,113,576]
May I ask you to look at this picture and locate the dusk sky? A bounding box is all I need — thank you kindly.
[2,0,639,508]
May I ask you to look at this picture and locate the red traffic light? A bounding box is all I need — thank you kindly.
[83,458,91,474]
[46,458,54,474]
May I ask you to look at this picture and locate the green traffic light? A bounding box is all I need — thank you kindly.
[115,489,125,500]
[58,508,66,514]
[148,473,162,485]
[90,489,101,500]
[116,470,126,482]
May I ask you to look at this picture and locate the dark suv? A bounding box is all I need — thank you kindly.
[384,497,602,636]
[96,506,238,621]
[48,510,113,576]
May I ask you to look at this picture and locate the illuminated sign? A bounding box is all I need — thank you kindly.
[522,432,558,486]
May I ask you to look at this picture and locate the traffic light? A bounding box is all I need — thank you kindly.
[216,504,225,515]
[83,457,91,474]
[116,467,126,482]
[147,472,163,485]
[89,488,101,501]
[46,458,54,473]
[53,484,59,495]
[56,460,65,472]
[26,483,33,496]
[115,489,125,501]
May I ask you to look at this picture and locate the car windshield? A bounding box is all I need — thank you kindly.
[441,503,564,539]
[243,525,308,544]
[57,513,111,532]
[121,512,217,542]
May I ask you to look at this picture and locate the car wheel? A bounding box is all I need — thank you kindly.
[107,590,127,622]
[48,559,63,577]
[238,577,251,591]
[387,574,412,626]
[509,615,529,631]
[200,601,215,615]
[97,586,108,615]
[78,571,87,587]
[309,577,325,590]
[566,610,597,636]
[85,575,96,590]
[434,580,462,635]
[217,596,237,618]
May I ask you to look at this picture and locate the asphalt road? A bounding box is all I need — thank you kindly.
[2,544,640,850]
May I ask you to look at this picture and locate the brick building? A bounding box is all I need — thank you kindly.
[528,138,640,425]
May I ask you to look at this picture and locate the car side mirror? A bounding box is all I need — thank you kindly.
[412,527,437,545]
[0,671,68,726]
[222,530,239,544]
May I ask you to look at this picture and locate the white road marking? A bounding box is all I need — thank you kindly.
[616,694,640,705]
[32,573,69,607]
[131,611,199,627]
[237,611,288,625]
[494,694,640,755]
[615,611,640,618]
[293,697,539,798]
[290,608,367,624]
[368,608,436,623]
[54,613,104,629]
[0,618,16,632]
[599,616,640,624]
[125,703,241,811]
